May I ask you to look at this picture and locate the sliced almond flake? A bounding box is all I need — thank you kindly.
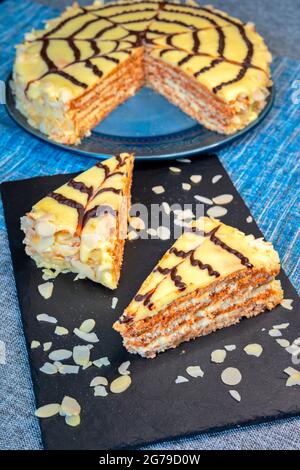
[286,373,300,387]
[294,338,300,345]
[111,297,118,310]
[54,326,69,336]
[212,194,233,205]
[246,216,253,223]
[79,319,95,333]
[65,415,81,427]
[194,195,213,205]
[175,375,189,384]
[157,226,170,240]
[152,185,165,195]
[285,344,300,354]
[61,396,81,416]
[130,216,145,231]
[182,183,191,191]
[128,230,138,241]
[110,375,132,394]
[73,345,90,366]
[162,202,171,215]
[38,282,54,300]
[94,385,108,397]
[276,339,290,348]
[42,268,60,281]
[174,208,194,220]
[186,365,204,378]
[82,361,92,370]
[212,175,222,184]
[169,166,181,173]
[176,158,191,163]
[93,356,110,368]
[273,323,290,330]
[174,219,191,228]
[190,174,202,184]
[221,367,242,386]
[224,345,236,351]
[280,299,294,310]
[59,364,80,375]
[37,313,57,324]
[229,390,241,402]
[147,228,157,237]
[35,403,60,418]
[207,205,227,218]
[43,342,52,352]
[244,343,263,357]
[284,367,299,376]
[211,349,226,363]
[49,349,72,361]
[73,328,99,343]
[39,362,58,375]
[269,328,282,337]
[90,376,108,387]
[118,361,131,376]
[31,340,41,349]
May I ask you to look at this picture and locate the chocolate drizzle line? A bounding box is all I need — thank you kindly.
[48,191,85,227]
[67,179,93,199]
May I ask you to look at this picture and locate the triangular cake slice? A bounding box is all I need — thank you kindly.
[113,217,283,357]
[21,153,134,289]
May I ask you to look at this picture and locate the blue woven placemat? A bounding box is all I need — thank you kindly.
[0,0,299,450]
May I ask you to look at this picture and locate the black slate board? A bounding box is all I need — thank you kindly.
[1,154,299,450]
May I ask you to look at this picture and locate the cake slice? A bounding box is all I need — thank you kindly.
[113,217,283,357]
[21,153,134,289]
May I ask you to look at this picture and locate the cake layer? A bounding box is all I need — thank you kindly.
[21,153,134,288]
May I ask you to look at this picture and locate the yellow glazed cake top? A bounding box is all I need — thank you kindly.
[14,0,272,104]
[121,217,281,322]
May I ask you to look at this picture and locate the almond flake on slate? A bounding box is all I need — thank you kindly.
[273,323,290,330]
[176,158,191,163]
[169,166,181,173]
[130,216,145,231]
[221,367,242,386]
[94,385,108,397]
[82,361,92,370]
[229,390,241,402]
[284,367,299,376]
[276,339,290,347]
[174,208,194,220]
[186,365,204,378]
[212,175,223,184]
[207,205,227,218]
[174,219,191,228]
[35,403,60,418]
[61,396,81,416]
[175,375,189,384]
[182,183,191,191]
[54,326,69,336]
[269,328,282,337]
[73,328,99,343]
[246,216,253,223]
[110,375,132,394]
[42,268,59,281]
[118,361,131,376]
[49,349,72,361]
[73,345,90,366]
[280,299,294,310]
[90,376,108,387]
[65,415,81,427]
[128,230,138,241]
[286,373,300,387]
[194,195,213,205]
[212,194,233,205]
[147,228,157,237]
[37,313,57,324]
[39,362,58,375]
[285,344,300,355]
[190,174,202,184]
[43,342,52,352]
[31,340,41,349]
[244,343,263,357]
[211,349,226,363]
[152,185,165,195]
[157,226,170,240]
[111,297,118,309]
[38,282,54,299]
[224,345,236,351]
[162,202,171,215]
[79,318,95,333]
[59,365,80,375]
[93,356,110,368]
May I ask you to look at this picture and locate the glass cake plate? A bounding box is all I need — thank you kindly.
[5,75,274,161]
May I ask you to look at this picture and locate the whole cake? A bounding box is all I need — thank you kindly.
[114,217,283,358]
[13,0,272,144]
